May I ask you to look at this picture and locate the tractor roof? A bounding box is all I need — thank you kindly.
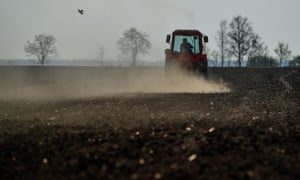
[172,29,203,36]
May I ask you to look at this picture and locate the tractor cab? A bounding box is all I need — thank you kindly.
[165,29,208,73]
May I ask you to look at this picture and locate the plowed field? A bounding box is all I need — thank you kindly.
[0,67,299,179]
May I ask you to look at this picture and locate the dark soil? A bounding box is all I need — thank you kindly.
[0,67,299,179]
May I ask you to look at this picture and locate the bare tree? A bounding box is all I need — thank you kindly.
[227,15,261,67]
[274,42,292,67]
[203,44,211,58]
[117,28,151,67]
[97,46,105,66]
[289,55,300,67]
[215,20,229,67]
[248,34,268,57]
[24,34,57,66]
[211,50,219,66]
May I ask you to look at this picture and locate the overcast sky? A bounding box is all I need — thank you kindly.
[0,0,299,61]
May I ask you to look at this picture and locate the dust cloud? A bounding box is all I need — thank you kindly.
[0,67,230,100]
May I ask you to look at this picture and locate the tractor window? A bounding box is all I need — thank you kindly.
[173,35,200,54]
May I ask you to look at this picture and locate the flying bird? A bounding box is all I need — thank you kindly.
[77,9,84,15]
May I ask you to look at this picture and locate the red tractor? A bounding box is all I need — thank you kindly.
[165,29,208,74]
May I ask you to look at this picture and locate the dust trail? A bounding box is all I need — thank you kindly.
[0,67,230,100]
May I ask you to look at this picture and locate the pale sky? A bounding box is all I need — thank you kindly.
[0,0,299,61]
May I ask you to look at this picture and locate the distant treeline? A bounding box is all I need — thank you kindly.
[0,59,165,67]
[208,55,300,67]
[247,55,300,67]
